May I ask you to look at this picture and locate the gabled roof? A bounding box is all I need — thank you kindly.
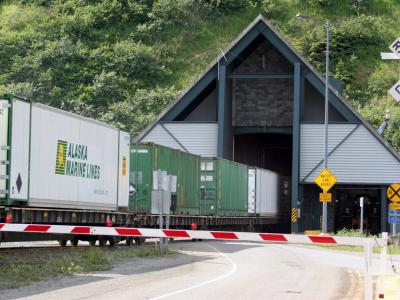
[137,14,400,162]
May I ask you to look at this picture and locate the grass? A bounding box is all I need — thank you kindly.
[309,228,400,255]
[312,244,400,256]
[0,245,175,290]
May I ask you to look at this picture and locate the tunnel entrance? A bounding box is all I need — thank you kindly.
[334,187,382,234]
[302,185,382,234]
[233,133,292,176]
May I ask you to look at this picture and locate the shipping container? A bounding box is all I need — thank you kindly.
[200,158,248,216]
[130,143,200,215]
[248,168,279,217]
[0,95,129,210]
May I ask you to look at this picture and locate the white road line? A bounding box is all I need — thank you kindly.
[149,243,237,300]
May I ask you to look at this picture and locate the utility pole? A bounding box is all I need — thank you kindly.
[296,13,330,233]
[322,19,330,234]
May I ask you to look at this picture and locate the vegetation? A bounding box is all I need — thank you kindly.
[0,245,175,290]
[0,1,399,145]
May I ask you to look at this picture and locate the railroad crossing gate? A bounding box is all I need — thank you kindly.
[314,168,336,193]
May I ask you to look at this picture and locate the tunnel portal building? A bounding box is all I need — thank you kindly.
[136,15,400,233]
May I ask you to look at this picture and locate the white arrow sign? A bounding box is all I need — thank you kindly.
[389,37,400,54]
[381,52,400,60]
[389,80,400,102]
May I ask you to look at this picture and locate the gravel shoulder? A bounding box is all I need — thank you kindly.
[0,242,198,300]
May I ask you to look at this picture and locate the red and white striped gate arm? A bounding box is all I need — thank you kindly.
[0,223,383,246]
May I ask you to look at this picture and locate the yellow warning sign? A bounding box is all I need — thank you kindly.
[319,193,332,203]
[390,203,400,210]
[387,183,400,203]
[314,168,337,193]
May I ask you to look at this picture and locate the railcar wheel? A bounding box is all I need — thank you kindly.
[108,237,116,247]
[125,237,133,246]
[58,240,67,247]
[99,237,107,247]
[70,238,79,247]
[89,239,97,247]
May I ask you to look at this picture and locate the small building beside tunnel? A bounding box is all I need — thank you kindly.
[136,15,400,234]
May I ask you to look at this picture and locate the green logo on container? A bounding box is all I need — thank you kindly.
[54,140,100,180]
[55,140,67,174]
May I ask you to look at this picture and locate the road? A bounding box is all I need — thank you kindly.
[6,240,369,300]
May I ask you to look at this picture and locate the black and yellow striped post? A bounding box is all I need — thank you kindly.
[291,208,297,224]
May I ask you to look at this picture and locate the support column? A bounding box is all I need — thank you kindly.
[291,62,301,233]
[381,185,388,233]
[217,63,226,158]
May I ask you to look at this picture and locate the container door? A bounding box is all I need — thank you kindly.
[248,168,256,214]
[9,99,30,201]
[0,99,9,199]
[200,159,216,215]
[257,168,279,216]
[117,131,130,207]
[130,145,152,213]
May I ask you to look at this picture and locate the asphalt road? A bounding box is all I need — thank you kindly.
[9,240,368,300]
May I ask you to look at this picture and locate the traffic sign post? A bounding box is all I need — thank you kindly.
[388,210,400,224]
[389,37,400,55]
[315,168,336,233]
[387,183,400,203]
[388,80,400,102]
[387,183,400,235]
[315,168,337,193]
[319,193,332,202]
[389,203,400,210]
[386,38,400,102]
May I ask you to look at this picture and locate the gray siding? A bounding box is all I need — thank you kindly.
[140,123,217,157]
[300,124,400,184]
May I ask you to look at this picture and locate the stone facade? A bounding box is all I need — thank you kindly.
[233,78,293,127]
[232,40,294,127]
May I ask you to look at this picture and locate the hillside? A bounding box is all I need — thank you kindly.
[0,0,399,146]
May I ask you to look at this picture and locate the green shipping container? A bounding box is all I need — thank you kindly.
[200,158,248,216]
[130,143,200,215]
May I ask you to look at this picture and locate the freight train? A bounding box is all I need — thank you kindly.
[0,95,290,245]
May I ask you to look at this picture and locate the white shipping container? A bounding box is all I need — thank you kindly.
[247,168,256,214]
[2,97,129,211]
[0,100,9,198]
[255,168,279,216]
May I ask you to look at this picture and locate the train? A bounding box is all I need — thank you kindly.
[0,95,290,245]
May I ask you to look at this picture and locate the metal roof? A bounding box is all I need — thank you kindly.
[136,14,400,162]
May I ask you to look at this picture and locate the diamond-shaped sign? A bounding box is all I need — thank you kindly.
[389,37,400,54]
[387,183,400,203]
[16,173,22,193]
[314,168,337,193]
[389,80,400,102]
